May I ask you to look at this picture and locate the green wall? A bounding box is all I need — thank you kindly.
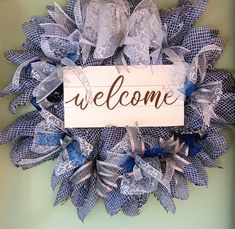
[0,0,234,229]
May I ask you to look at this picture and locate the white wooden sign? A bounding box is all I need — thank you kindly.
[63,65,185,128]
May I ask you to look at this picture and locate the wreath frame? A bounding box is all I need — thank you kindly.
[0,0,235,222]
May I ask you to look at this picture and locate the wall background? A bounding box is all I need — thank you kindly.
[0,0,234,229]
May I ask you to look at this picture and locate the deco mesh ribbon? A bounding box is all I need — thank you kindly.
[1,0,235,222]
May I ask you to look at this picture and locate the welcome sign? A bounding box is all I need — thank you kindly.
[63,65,185,128]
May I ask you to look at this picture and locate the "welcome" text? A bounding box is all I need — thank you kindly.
[65,75,178,110]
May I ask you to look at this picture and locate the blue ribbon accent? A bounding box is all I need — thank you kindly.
[67,53,80,62]
[67,144,86,166]
[31,97,42,111]
[184,79,197,97]
[35,130,86,166]
[121,145,168,172]
[25,59,39,79]
[36,132,65,146]
[144,146,168,158]
[180,134,205,156]
[122,157,135,173]
[25,63,32,78]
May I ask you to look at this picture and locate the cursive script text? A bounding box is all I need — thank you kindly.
[65,75,178,110]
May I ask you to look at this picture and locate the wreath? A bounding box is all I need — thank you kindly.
[0,0,235,222]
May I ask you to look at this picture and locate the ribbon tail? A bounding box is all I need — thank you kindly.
[96,177,113,198]
[12,57,39,89]
[70,161,93,185]
[33,70,62,103]
[18,148,60,166]
[62,57,93,103]
[135,155,171,192]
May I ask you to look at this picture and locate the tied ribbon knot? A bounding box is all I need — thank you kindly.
[18,121,92,175]
[120,124,189,195]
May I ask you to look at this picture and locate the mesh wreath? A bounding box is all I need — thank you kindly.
[1,0,235,222]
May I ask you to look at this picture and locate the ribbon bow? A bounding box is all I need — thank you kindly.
[74,0,129,63]
[67,126,133,198]
[120,125,189,195]
[74,0,171,65]
[123,0,166,65]
[184,45,223,128]
[69,134,130,197]
[18,121,93,175]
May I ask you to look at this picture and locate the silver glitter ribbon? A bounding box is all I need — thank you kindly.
[70,160,122,198]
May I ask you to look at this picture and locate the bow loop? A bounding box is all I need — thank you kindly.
[93,0,129,59]
[120,124,190,195]
[124,0,165,65]
[183,45,223,128]
[19,118,93,174]
[190,81,222,127]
